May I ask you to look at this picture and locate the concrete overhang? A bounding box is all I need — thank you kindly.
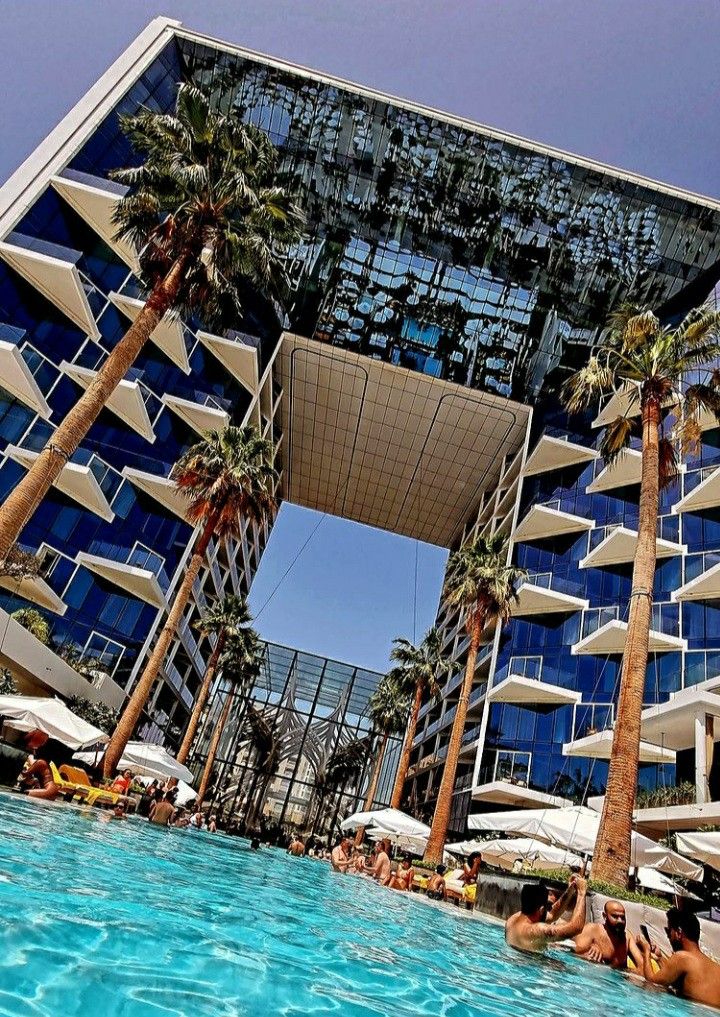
[587,448,642,493]
[471,780,571,808]
[640,689,720,751]
[488,674,581,706]
[673,561,720,602]
[562,730,676,764]
[76,551,166,608]
[62,362,156,443]
[673,467,720,514]
[572,619,686,655]
[0,339,51,418]
[110,292,190,373]
[581,526,685,569]
[51,171,138,271]
[511,581,588,617]
[5,444,114,522]
[523,434,597,476]
[121,467,190,520]
[161,393,229,435]
[512,504,594,544]
[276,333,530,546]
[198,330,258,394]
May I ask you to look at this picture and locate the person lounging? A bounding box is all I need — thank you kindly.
[388,856,415,891]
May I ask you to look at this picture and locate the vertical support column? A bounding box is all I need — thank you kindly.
[695,711,708,805]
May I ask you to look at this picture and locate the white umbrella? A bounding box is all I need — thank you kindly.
[468,805,702,880]
[636,866,701,900]
[366,824,427,854]
[460,837,584,872]
[74,741,193,783]
[676,831,720,872]
[0,694,107,749]
[446,839,489,856]
[340,807,431,838]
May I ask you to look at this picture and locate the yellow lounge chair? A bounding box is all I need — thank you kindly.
[50,763,119,807]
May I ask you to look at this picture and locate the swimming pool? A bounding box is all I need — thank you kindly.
[0,793,697,1017]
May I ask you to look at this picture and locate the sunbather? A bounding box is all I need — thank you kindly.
[388,855,415,891]
[17,759,59,800]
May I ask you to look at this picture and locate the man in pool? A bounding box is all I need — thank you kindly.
[149,791,175,826]
[288,836,305,856]
[574,899,642,969]
[637,907,720,1008]
[330,837,352,872]
[505,877,587,953]
[370,838,392,886]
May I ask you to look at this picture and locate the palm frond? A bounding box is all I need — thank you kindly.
[599,416,635,465]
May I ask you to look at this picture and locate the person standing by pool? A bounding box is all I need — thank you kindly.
[637,908,720,1008]
[331,837,352,872]
[505,877,587,953]
[574,900,642,969]
[149,791,175,827]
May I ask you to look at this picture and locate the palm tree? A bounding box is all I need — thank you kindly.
[0,82,304,566]
[11,607,51,645]
[103,425,275,776]
[195,631,262,808]
[388,627,446,809]
[176,593,253,765]
[355,673,410,844]
[562,304,720,885]
[423,534,526,864]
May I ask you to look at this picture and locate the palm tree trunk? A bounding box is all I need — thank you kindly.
[355,732,388,846]
[390,680,423,809]
[103,506,220,777]
[196,686,235,807]
[423,612,482,864]
[0,255,190,565]
[593,398,661,886]
[176,630,226,765]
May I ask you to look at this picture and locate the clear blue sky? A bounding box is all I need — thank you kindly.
[2,1,718,671]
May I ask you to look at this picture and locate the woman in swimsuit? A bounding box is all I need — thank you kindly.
[388,855,415,891]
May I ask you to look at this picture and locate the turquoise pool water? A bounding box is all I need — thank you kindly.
[0,792,697,1017]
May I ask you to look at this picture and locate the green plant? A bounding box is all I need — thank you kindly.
[636,782,696,809]
[11,607,51,645]
[0,669,19,695]
[67,696,118,735]
[588,879,670,911]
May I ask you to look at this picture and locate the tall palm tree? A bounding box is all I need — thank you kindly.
[562,304,720,885]
[176,593,253,765]
[388,627,446,809]
[196,632,262,807]
[0,82,304,566]
[103,425,275,775]
[423,534,526,864]
[355,673,410,844]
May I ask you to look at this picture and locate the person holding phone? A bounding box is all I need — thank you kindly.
[638,908,720,1008]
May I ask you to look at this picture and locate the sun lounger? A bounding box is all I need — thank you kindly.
[50,763,119,806]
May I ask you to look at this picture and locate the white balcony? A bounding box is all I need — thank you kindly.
[587,448,642,493]
[636,802,720,837]
[5,444,114,522]
[471,781,571,808]
[0,568,66,616]
[674,467,720,514]
[593,384,676,429]
[488,674,581,706]
[109,292,190,373]
[61,362,156,442]
[76,550,166,609]
[161,393,229,435]
[0,339,51,418]
[523,434,597,477]
[673,561,720,602]
[50,171,137,271]
[0,236,99,339]
[511,579,588,617]
[121,467,189,520]
[640,689,720,752]
[198,330,258,394]
[572,619,686,655]
[512,504,594,544]
[562,729,676,763]
[580,526,685,569]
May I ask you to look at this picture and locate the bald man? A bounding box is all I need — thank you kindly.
[574,899,643,969]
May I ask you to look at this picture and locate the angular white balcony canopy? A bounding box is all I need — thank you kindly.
[0,569,66,615]
[587,448,642,493]
[572,619,686,655]
[488,674,582,706]
[76,550,166,609]
[121,466,189,520]
[511,581,588,617]
[61,361,155,443]
[198,330,258,394]
[674,467,720,514]
[109,292,190,373]
[0,340,51,418]
[5,444,114,522]
[50,172,138,271]
[580,526,685,569]
[640,689,720,752]
[523,434,597,476]
[0,237,100,339]
[593,384,640,428]
[512,504,594,544]
[638,803,720,837]
[161,393,229,435]
[471,781,571,808]
[562,729,676,763]
[672,561,720,602]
